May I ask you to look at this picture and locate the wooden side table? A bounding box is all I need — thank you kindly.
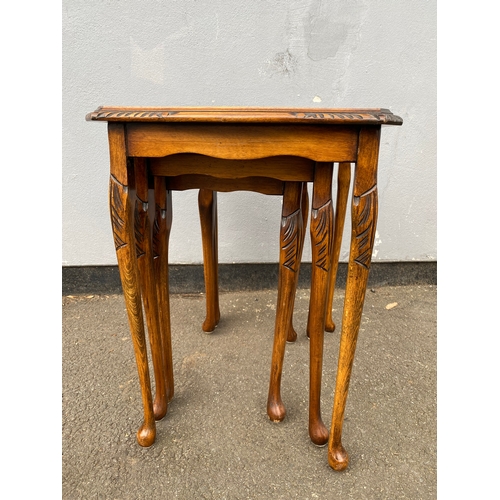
[86,107,402,470]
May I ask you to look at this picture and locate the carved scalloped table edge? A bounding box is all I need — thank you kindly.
[85,107,403,126]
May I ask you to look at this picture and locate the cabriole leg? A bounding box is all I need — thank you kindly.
[307,162,334,446]
[198,189,221,333]
[325,162,352,332]
[133,158,168,420]
[107,123,155,446]
[267,182,304,422]
[153,177,174,403]
[328,127,381,471]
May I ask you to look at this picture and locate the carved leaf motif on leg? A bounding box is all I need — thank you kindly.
[267,182,303,423]
[109,173,156,447]
[307,194,333,446]
[134,196,149,259]
[281,209,302,273]
[352,186,378,270]
[328,184,378,470]
[311,199,333,272]
[109,175,128,251]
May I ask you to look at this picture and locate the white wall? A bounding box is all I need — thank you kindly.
[62,0,436,266]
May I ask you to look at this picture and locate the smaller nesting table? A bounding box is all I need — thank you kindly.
[86,107,402,470]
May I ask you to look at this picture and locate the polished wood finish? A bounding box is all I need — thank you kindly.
[168,175,285,195]
[88,107,402,470]
[328,127,381,471]
[133,158,168,419]
[267,182,305,421]
[307,162,334,446]
[151,154,315,182]
[286,185,309,344]
[107,123,156,446]
[152,176,174,402]
[197,186,305,342]
[325,162,352,332]
[125,123,359,161]
[198,189,220,333]
[87,106,403,125]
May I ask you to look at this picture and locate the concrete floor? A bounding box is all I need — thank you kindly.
[62,283,436,499]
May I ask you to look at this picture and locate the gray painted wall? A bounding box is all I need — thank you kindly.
[62,0,436,266]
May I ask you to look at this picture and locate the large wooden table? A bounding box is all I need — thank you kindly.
[86,107,402,470]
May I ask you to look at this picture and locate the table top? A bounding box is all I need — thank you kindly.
[86,107,403,126]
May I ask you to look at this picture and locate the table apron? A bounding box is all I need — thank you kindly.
[149,154,315,182]
[125,123,359,162]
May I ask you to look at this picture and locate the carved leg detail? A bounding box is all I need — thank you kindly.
[307,162,334,446]
[325,162,351,332]
[328,186,378,470]
[134,159,168,421]
[287,183,308,343]
[198,189,220,333]
[153,178,174,403]
[110,174,156,446]
[267,182,303,422]
[328,126,381,471]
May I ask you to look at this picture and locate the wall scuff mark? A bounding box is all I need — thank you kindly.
[304,0,366,61]
[130,37,165,84]
[261,49,298,78]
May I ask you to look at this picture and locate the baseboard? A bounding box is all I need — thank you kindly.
[62,261,437,296]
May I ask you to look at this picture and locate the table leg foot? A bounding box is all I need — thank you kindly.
[328,443,349,471]
[267,401,286,422]
[137,423,156,447]
[324,321,336,333]
[286,325,297,343]
[310,421,329,446]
